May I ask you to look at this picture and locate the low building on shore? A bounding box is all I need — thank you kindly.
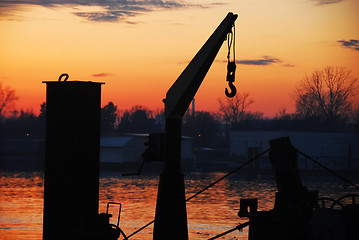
[229,131,359,173]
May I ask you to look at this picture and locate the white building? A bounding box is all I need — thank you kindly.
[100,136,134,163]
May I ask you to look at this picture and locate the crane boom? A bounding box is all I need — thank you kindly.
[165,12,238,119]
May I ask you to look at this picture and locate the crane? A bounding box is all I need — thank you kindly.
[153,12,238,239]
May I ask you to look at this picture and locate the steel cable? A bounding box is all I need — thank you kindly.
[127,149,269,238]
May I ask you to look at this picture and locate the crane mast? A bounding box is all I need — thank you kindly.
[153,12,238,239]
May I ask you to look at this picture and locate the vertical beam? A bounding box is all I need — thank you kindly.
[43,81,103,240]
[268,137,312,239]
[269,137,303,194]
[153,118,188,240]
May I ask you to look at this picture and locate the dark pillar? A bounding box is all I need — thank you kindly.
[269,137,303,193]
[153,118,188,240]
[347,144,352,170]
[268,137,312,239]
[248,147,260,180]
[43,80,103,240]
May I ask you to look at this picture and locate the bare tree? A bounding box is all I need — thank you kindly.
[294,66,358,122]
[218,92,255,130]
[274,107,296,120]
[0,82,19,118]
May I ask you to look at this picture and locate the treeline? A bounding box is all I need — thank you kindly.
[0,99,358,150]
[0,108,46,139]
[0,102,165,139]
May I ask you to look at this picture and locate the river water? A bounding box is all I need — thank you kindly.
[1,171,358,240]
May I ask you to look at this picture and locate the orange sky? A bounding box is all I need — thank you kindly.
[1,0,359,117]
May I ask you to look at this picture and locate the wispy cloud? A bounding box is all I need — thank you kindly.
[311,0,344,5]
[236,56,281,66]
[0,0,195,22]
[337,39,359,51]
[281,63,295,67]
[74,10,138,22]
[92,73,113,77]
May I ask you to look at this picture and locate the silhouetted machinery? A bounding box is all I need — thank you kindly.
[236,137,359,240]
[73,202,127,240]
[142,133,165,163]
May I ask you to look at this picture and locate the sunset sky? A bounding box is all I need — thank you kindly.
[1,0,359,117]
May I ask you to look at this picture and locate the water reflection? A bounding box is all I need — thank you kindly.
[0,171,358,240]
[0,172,44,240]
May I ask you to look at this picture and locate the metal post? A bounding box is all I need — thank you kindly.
[153,118,188,240]
[42,80,103,240]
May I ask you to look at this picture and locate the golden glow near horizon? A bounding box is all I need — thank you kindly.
[1,0,359,117]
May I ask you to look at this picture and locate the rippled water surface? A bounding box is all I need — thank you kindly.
[1,171,358,240]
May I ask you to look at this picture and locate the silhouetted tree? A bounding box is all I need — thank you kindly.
[182,111,221,148]
[218,92,254,130]
[218,92,260,134]
[0,82,18,118]
[265,107,299,131]
[294,66,358,123]
[274,107,295,121]
[101,102,118,133]
[117,105,160,133]
[33,103,46,138]
[38,102,46,119]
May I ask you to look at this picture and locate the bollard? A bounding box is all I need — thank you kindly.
[42,78,104,240]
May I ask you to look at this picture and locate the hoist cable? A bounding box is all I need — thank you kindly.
[226,23,236,63]
[227,32,232,61]
[233,23,236,61]
[186,148,269,202]
[227,31,233,62]
[296,148,359,191]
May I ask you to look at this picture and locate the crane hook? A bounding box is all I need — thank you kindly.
[225,81,237,98]
[225,61,237,98]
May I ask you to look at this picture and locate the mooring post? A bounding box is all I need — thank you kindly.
[42,79,103,240]
[267,137,313,239]
[269,137,303,195]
